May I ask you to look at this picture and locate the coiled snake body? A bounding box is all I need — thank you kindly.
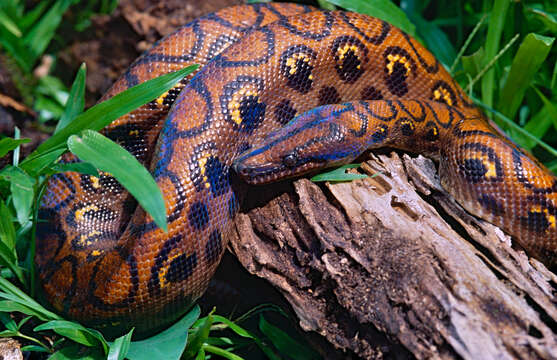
[37,3,557,335]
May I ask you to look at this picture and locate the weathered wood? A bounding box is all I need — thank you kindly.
[227,152,557,360]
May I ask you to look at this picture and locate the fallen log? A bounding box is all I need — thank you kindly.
[225,152,557,359]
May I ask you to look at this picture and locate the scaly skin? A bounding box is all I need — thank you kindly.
[37,4,557,336]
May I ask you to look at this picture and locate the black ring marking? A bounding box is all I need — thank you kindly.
[332,35,369,83]
[512,148,557,194]
[339,12,390,45]
[274,99,298,125]
[383,46,415,97]
[220,75,266,133]
[458,143,504,183]
[318,86,342,105]
[360,100,398,122]
[279,44,317,94]
[278,11,335,40]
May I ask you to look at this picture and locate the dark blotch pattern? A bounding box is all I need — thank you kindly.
[318,86,342,105]
[478,195,506,216]
[280,44,317,93]
[384,47,414,97]
[205,230,223,264]
[274,99,297,125]
[204,156,230,197]
[459,158,488,183]
[166,253,198,283]
[332,35,368,83]
[188,202,210,230]
[521,210,551,233]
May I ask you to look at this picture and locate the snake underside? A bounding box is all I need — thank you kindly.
[36,3,557,336]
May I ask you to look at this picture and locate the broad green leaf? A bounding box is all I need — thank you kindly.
[23,0,73,64]
[0,202,24,284]
[401,3,456,68]
[461,47,484,80]
[0,301,51,321]
[36,75,69,106]
[259,316,320,360]
[68,130,167,231]
[311,164,369,182]
[108,329,134,360]
[19,147,66,177]
[202,345,244,360]
[0,277,61,320]
[126,306,200,360]
[184,312,213,359]
[24,65,198,163]
[525,6,557,34]
[0,8,21,37]
[481,0,511,108]
[47,162,99,177]
[0,311,16,331]
[48,343,105,360]
[499,33,554,119]
[211,315,254,339]
[34,320,108,351]
[519,93,557,149]
[0,166,35,226]
[55,63,87,133]
[325,0,416,37]
[0,138,30,158]
[20,345,50,353]
[0,201,16,251]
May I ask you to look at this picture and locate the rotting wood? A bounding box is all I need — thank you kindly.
[228,152,557,360]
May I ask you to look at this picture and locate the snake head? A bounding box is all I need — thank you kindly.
[233,104,365,184]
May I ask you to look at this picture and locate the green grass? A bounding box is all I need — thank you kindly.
[0,0,555,358]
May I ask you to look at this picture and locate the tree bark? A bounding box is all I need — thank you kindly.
[227,152,557,360]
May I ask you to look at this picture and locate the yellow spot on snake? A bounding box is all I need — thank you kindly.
[337,44,360,61]
[156,91,169,106]
[91,250,102,257]
[198,154,212,186]
[77,230,101,247]
[228,88,260,125]
[386,54,411,76]
[159,253,181,289]
[90,176,101,189]
[129,130,139,136]
[285,53,312,76]
[530,206,556,229]
[433,87,453,106]
[471,155,497,179]
[75,205,99,222]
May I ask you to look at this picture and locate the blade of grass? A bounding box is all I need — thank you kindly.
[259,316,320,360]
[126,306,200,360]
[23,0,73,64]
[498,33,554,119]
[55,63,87,134]
[23,65,198,164]
[325,0,416,36]
[0,8,21,37]
[472,95,557,158]
[68,130,167,231]
[0,138,30,158]
[481,0,511,108]
[108,329,134,360]
[450,14,487,74]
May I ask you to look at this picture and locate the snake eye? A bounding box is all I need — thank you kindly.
[282,153,298,168]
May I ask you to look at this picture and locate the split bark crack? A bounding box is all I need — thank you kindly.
[227,152,557,360]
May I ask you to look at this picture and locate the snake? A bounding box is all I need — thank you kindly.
[36,2,557,336]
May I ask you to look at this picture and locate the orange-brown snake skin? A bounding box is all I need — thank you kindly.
[37,3,557,335]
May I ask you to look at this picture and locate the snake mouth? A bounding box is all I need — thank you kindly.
[233,161,287,184]
[233,160,321,185]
